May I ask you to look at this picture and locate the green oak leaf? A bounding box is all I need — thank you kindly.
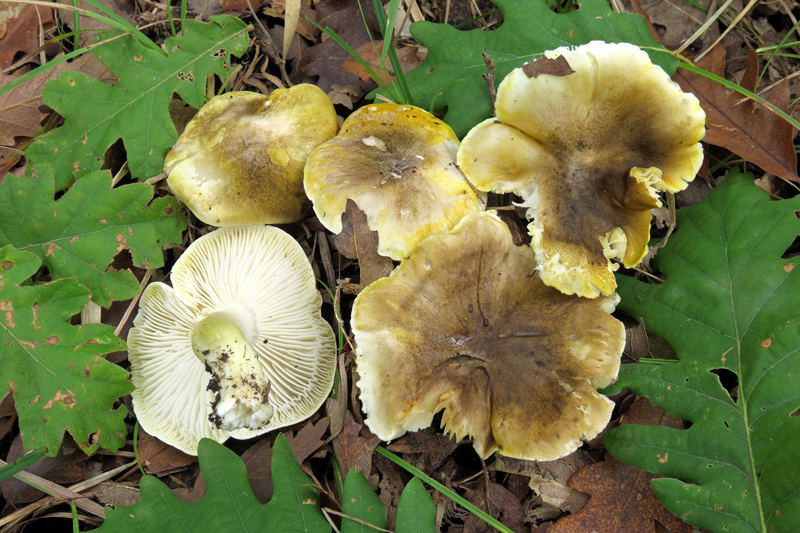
[388,0,672,136]
[342,469,386,532]
[100,435,330,532]
[0,165,186,307]
[0,246,133,455]
[604,171,800,532]
[26,15,249,188]
[395,478,436,533]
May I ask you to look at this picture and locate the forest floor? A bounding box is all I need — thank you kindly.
[1,0,799,531]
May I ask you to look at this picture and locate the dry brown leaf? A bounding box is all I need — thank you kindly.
[76,0,137,46]
[342,40,422,85]
[332,410,380,478]
[240,419,330,503]
[548,454,691,533]
[261,0,318,41]
[549,398,686,532]
[675,47,799,183]
[94,480,141,507]
[298,0,380,91]
[284,417,330,464]
[630,0,714,49]
[137,429,197,475]
[241,435,276,503]
[621,397,684,430]
[220,0,264,12]
[0,69,62,146]
[0,393,16,442]
[332,199,394,289]
[0,3,54,69]
[462,481,525,533]
[1,435,85,508]
[387,427,461,471]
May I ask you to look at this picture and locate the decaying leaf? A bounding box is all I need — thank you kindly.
[331,200,394,289]
[136,429,196,475]
[333,410,380,480]
[284,417,330,465]
[0,4,54,69]
[298,0,380,91]
[1,434,86,507]
[342,41,421,85]
[0,70,62,147]
[549,453,692,533]
[261,0,318,41]
[675,47,799,183]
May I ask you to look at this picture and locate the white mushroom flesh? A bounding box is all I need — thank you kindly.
[190,313,274,432]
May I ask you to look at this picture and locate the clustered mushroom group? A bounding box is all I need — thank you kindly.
[128,41,704,460]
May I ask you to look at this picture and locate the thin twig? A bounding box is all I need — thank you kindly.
[322,509,392,532]
[114,268,153,337]
[481,49,496,114]
[695,0,759,62]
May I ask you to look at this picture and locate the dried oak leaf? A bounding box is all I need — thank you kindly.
[343,40,421,85]
[1,434,85,508]
[261,0,318,41]
[284,416,330,464]
[0,3,54,69]
[332,199,393,289]
[462,481,525,533]
[136,429,196,475]
[298,0,380,91]
[332,410,380,479]
[675,47,799,183]
[241,419,328,504]
[0,70,62,146]
[549,453,691,533]
[550,398,687,532]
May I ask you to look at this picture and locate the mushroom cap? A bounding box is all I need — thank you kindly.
[457,41,705,298]
[352,211,624,461]
[127,225,336,454]
[165,85,338,226]
[304,103,486,260]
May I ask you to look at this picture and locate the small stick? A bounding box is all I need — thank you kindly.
[482,49,497,114]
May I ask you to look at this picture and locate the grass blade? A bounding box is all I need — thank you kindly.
[375,446,514,533]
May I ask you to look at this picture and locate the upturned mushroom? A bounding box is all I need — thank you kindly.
[457,41,705,298]
[127,225,336,455]
[304,103,485,260]
[352,211,624,460]
[165,85,338,226]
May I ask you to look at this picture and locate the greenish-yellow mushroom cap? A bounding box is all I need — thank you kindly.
[304,103,485,260]
[352,211,624,461]
[165,85,338,226]
[457,41,705,298]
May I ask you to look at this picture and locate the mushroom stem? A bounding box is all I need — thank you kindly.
[190,314,274,432]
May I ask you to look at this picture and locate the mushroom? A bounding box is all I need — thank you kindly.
[304,103,485,260]
[351,211,624,460]
[165,85,339,226]
[127,225,336,455]
[457,41,705,298]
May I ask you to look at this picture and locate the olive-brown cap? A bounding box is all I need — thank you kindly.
[165,85,338,226]
[304,103,485,260]
[352,211,624,460]
[457,41,705,298]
